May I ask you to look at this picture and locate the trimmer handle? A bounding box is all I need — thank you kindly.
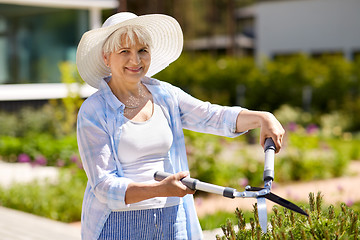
[154,171,236,198]
[263,138,276,181]
[154,171,197,190]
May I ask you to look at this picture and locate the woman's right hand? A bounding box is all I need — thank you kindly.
[157,171,196,197]
[125,171,195,204]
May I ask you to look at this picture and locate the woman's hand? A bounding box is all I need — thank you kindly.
[236,110,285,153]
[124,171,195,204]
[257,112,284,153]
[157,171,196,197]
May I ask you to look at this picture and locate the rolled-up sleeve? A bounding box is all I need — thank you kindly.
[77,102,132,210]
[174,86,246,137]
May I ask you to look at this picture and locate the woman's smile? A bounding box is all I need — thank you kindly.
[126,66,143,73]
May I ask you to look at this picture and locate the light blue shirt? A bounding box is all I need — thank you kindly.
[77,77,245,240]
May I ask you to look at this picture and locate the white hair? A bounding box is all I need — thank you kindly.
[102,25,153,55]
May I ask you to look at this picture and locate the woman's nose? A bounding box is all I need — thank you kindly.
[129,52,141,64]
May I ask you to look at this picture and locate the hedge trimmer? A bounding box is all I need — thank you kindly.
[154,138,308,233]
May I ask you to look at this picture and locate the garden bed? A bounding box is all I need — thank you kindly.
[195,161,360,218]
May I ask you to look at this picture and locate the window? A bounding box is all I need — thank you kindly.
[0,4,89,84]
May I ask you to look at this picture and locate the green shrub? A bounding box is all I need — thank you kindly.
[58,62,84,135]
[200,211,238,231]
[217,192,359,239]
[326,137,360,162]
[274,132,350,182]
[0,105,59,137]
[199,210,260,231]
[155,55,258,105]
[0,136,22,162]
[275,147,347,182]
[0,168,86,222]
[0,133,80,167]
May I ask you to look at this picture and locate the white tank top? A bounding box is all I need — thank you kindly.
[117,100,180,211]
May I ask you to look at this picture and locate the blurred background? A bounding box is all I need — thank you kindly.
[0,0,360,236]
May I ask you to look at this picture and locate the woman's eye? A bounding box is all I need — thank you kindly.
[139,48,148,53]
[116,49,128,54]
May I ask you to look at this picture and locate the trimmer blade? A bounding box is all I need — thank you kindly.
[257,197,267,233]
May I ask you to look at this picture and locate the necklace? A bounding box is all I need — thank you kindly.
[123,84,147,109]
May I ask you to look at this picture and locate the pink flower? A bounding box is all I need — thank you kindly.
[56,159,65,167]
[288,122,298,132]
[346,199,354,207]
[238,178,249,188]
[76,161,83,169]
[34,155,47,166]
[70,154,83,169]
[70,154,79,163]
[306,124,319,135]
[18,153,31,163]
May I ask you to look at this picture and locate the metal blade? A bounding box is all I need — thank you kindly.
[265,192,308,216]
[257,197,267,233]
[246,186,264,191]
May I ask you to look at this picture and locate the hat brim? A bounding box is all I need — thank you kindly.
[76,13,183,89]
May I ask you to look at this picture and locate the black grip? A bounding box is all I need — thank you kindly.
[223,187,236,198]
[264,138,276,152]
[153,171,197,190]
[154,171,172,181]
[181,177,198,190]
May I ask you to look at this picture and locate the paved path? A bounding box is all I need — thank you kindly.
[0,206,81,240]
[0,161,58,188]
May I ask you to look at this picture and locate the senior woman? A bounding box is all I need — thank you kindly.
[76,12,284,240]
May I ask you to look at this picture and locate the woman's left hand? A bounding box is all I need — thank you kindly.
[257,112,285,153]
[236,110,285,153]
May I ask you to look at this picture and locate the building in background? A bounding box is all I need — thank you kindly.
[0,0,117,109]
[186,0,360,62]
[255,0,360,61]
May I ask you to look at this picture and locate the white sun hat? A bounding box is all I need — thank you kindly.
[76,12,183,89]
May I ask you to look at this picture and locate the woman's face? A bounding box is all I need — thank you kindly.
[106,36,151,84]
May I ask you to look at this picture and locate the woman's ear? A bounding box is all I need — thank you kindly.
[103,53,110,67]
